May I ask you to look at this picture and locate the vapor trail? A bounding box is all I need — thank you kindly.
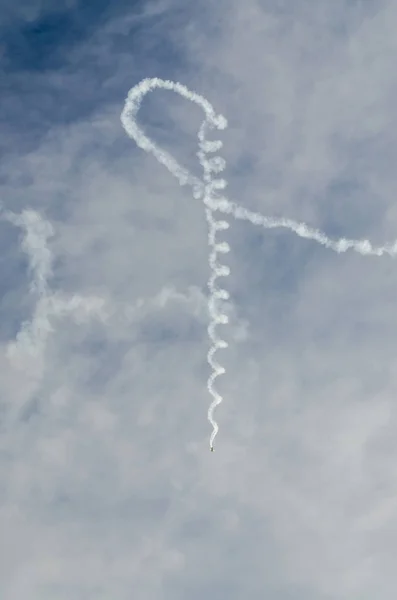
[4,210,106,381]
[121,77,397,450]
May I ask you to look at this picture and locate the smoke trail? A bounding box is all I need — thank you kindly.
[5,209,54,296]
[5,210,55,371]
[121,77,397,450]
[4,210,106,380]
[121,78,230,451]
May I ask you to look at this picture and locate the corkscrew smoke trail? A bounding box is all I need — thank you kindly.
[121,78,230,451]
[121,77,397,450]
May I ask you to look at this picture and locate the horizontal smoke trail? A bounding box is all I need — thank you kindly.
[212,200,397,257]
[121,77,397,450]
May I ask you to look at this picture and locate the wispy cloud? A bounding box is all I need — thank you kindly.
[2,0,397,598]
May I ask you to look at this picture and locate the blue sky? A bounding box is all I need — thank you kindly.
[2,1,397,598]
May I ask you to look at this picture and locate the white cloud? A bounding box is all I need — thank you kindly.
[2,1,397,598]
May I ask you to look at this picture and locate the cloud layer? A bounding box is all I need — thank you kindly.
[2,1,397,598]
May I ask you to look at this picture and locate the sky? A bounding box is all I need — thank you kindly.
[1,0,397,598]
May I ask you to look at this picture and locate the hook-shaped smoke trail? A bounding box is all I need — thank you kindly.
[121,77,397,450]
[121,78,230,450]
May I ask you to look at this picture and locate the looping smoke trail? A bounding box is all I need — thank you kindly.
[121,77,397,450]
[121,78,230,451]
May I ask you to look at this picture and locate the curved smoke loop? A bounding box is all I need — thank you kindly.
[121,77,397,451]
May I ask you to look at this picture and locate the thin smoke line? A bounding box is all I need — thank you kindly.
[121,77,397,451]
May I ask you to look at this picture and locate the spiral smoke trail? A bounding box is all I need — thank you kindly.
[121,77,397,451]
[121,78,230,451]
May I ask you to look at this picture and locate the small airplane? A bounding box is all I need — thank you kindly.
[210,446,214,452]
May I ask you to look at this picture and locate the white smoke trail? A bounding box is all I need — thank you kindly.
[4,210,106,380]
[5,209,54,296]
[5,210,55,372]
[121,77,397,450]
